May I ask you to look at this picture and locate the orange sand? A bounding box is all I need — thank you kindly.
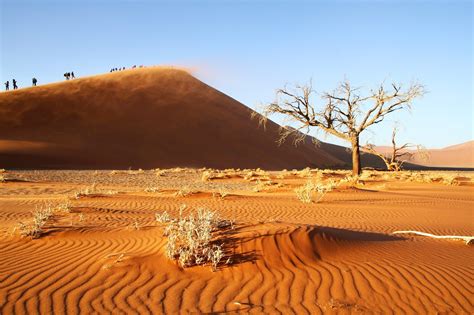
[0,169,473,314]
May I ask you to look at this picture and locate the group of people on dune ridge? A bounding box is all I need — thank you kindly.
[3,65,148,91]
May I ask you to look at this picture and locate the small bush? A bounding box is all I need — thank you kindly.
[16,205,54,238]
[295,179,338,203]
[158,207,233,271]
[174,186,198,197]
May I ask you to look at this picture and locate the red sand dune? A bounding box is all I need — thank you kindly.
[0,67,360,170]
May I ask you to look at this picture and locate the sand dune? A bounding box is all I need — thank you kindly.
[375,140,474,168]
[0,67,364,170]
[0,169,473,313]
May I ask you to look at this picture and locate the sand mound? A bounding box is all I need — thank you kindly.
[375,141,474,168]
[0,67,356,169]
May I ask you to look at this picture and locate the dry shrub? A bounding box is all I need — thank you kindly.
[201,170,229,182]
[128,168,145,175]
[295,179,339,203]
[252,179,279,192]
[73,184,118,199]
[74,183,98,199]
[174,186,198,197]
[156,206,234,271]
[14,199,74,238]
[244,168,270,181]
[145,187,160,193]
[155,169,167,176]
[212,188,230,199]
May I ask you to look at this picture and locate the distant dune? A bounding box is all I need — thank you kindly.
[375,141,474,168]
[0,67,362,169]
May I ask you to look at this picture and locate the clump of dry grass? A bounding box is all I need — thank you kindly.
[174,186,198,197]
[212,188,230,199]
[128,168,145,175]
[145,187,160,193]
[74,183,98,199]
[294,181,314,203]
[244,168,270,182]
[295,179,339,203]
[252,179,280,192]
[73,183,118,199]
[155,169,167,176]
[14,199,74,238]
[157,206,234,271]
[201,170,229,182]
[16,205,53,238]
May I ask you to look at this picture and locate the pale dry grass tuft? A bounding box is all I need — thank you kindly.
[174,186,198,197]
[295,179,339,203]
[157,206,234,271]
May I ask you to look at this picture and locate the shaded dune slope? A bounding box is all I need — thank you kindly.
[0,68,358,170]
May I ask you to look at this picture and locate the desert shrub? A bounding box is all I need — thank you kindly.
[127,168,145,175]
[201,170,228,182]
[157,207,233,271]
[440,174,460,186]
[155,169,167,176]
[74,183,98,199]
[294,181,314,203]
[174,186,198,197]
[295,179,338,203]
[298,167,313,178]
[252,179,275,192]
[16,205,54,238]
[145,187,160,193]
[212,188,230,199]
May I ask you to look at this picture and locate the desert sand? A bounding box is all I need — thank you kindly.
[1,168,473,314]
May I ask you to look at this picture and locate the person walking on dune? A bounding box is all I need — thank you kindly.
[12,79,18,90]
[32,78,37,86]
[71,72,75,79]
[4,81,9,91]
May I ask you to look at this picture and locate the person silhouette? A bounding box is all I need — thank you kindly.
[12,79,18,90]
[32,78,37,86]
[71,72,75,79]
[4,81,9,91]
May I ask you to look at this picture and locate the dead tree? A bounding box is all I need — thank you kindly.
[363,127,428,171]
[255,80,425,175]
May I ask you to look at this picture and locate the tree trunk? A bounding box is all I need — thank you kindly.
[351,136,361,176]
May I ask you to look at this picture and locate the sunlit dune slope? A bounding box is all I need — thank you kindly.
[375,140,474,168]
[0,67,358,169]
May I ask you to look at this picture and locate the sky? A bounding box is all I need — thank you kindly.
[1,0,472,148]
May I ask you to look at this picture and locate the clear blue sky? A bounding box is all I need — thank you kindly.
[1,0,472,148]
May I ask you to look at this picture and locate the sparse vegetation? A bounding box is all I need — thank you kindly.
[174,186,198,197]
[16,205,54,238]
[213,188,230,199]
[157,206,234,271]
[295,179,339,203]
